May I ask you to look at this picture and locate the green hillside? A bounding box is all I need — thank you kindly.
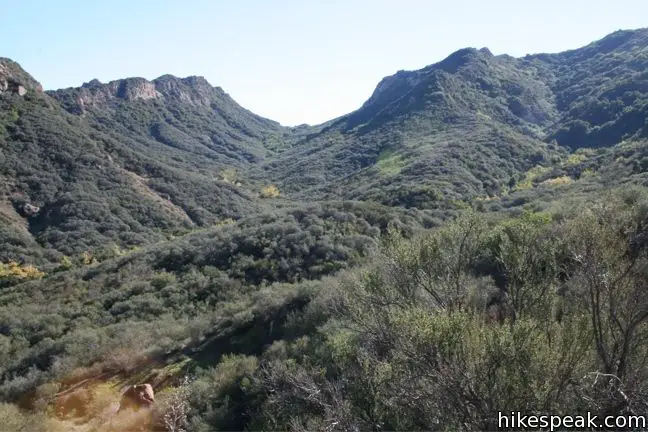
[2,28,648,431]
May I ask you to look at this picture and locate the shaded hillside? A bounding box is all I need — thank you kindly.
[0,59,288,263]
[50,74,292,164]
[537,28,648,148]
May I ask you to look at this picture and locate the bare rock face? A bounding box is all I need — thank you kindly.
[55,74,227,115]
[117,78,160,101]
[49,71,245,118]
[118,383,155,412]
[0,76,27,96]
[152,74,220,106]
[74,77,162,111]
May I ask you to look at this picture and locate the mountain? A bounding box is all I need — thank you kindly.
[3,28,648,431]
[539,29,648,148]
[3,29,648,263]
[0,59,294,262]
[50,74,290,162]
[4,29,648,264]
[262,45,562,206]
[263,29,648,207]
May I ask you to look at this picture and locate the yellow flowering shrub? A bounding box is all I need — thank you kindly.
[0,261,45,282]
[260,185,280,198]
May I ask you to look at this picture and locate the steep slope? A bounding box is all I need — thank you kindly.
[50,74,292,165]
[261,47,564,207]
[262,29,648,209]
[0,59,281,262]
[535,28,648,148]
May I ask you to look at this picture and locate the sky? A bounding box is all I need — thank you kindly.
[1,0,647,126]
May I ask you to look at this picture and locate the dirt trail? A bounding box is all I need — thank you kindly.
[40,350,191,432]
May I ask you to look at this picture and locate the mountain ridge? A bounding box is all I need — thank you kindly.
[4,26,648,432]
[7,25,646,129]
[1,27,648,262]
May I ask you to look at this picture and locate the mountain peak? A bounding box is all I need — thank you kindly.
[152,74,211,89]
[436,47,486,73]
[81,78,102,88]
[479,47,493,56]
[152,74,220,105]
[181,75,211,86]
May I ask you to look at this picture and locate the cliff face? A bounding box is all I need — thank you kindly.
[53,74,239,114]
[153,75,222,106]
[76,78,161,108]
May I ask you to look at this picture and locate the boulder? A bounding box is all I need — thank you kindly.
[118,384,155,412]
[22,203,40,216]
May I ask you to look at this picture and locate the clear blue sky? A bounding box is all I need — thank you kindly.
[1,0,647,126]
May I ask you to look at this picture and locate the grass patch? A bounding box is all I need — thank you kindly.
[540,175,573,186]
[375,149,406,175]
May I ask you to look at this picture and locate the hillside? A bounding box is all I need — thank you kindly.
[540,29,648,148]
[50,74,290,163]
[0,59,294,264]
[2,28,648,431]
[4,29,648,262]
[263,29,648,210]
[262,47,563,207]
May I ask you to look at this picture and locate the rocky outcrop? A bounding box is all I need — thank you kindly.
[72,77,162,112]
[22,202,40,217]
[0,58,44,96]
[51,74,233,113]
[153,74,222,106]
[116,78,160,101]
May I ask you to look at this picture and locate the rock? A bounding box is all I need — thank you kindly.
[22,203,40,217]
[0,79,30,96]
[118,384,155,412]
[71,77,162,113]
[116,78,161,101]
